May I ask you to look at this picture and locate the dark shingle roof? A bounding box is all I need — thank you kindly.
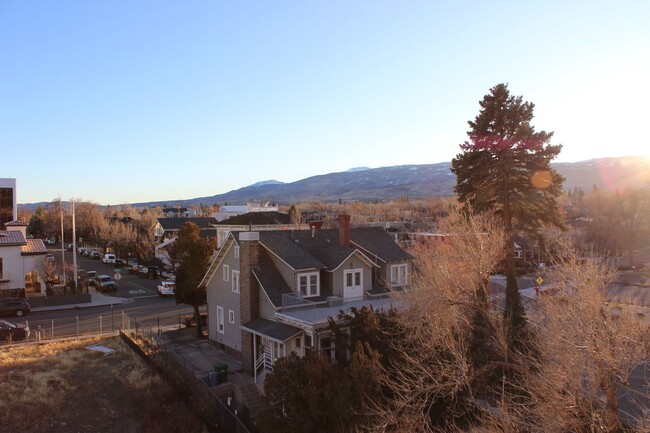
[253,248,293,307]
[285,230,357,270]
[351,227,412,263]
[241,317,302,342]
[259,231,324,270]
[217,212,291,226]
[258,228,407,270]
[157,218,217,231]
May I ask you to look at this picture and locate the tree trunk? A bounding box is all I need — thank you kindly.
[502,203,526,340]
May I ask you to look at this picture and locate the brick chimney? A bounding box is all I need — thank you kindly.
[338,214,350,247]
[239,232,260,373]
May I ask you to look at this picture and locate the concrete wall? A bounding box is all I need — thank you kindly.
[0,245,25,291]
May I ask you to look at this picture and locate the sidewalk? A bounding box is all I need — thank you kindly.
[31,288,131,313]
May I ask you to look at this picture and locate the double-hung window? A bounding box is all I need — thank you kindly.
[390,264,408,286]
[298,272,319,297]
[223,264,229,281]
[216,306,224,334]
[234,246,240,258]
[232,270,240,293]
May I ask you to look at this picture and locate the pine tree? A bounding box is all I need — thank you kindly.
[451,83,564,339]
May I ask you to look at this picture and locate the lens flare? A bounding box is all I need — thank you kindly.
[531,170,553,189]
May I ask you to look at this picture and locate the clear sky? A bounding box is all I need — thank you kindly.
[1,1,649,205]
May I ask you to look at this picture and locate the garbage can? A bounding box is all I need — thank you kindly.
[208,371,218,387]
[214,363,228,384]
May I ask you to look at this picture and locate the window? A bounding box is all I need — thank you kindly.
[298,272,319,297]
[343,269,363,299]
[514,250,522,259]
[295,337,301,349]
[216,306,224,334]
[223,264,229,281]
[234,246,240,258]
[390,264,408,286]
[232,270,240,293]
[228,309,235,324]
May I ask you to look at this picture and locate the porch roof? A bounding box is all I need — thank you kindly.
[241,317,303,343]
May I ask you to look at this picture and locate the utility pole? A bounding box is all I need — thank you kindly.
[60,198,66,285]
[72,199,78,290]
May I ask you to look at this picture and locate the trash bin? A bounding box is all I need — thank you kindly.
[214,362,228,384]
[208,371,218,387]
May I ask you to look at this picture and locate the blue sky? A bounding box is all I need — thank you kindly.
[1,1,648,205]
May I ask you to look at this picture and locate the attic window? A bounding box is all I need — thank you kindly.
[298,272,319,297]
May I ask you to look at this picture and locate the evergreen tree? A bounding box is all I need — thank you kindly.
[174,221,214,337]
[451,83,564,339]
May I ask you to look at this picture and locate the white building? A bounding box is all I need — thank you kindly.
[212,202,279,222]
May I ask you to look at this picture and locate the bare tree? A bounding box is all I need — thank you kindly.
[372,208,650,432]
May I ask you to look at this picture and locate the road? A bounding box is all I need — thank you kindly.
[7,247,196,339]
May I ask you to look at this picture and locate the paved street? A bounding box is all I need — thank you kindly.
[6,246,196,339]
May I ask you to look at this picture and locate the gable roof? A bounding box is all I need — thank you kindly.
[350,227,413,263]
[156,217,217,231]
[217,211,291,226]
[259,231,324,271]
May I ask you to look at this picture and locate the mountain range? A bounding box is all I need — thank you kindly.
[19,157,650,209]
[137,156,650,207]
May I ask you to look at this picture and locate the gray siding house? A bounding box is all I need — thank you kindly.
[201,214,412,385]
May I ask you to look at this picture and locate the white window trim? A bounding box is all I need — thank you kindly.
[344,268,363,288]
[390,263,408,286]
[217,306,224,334]
[223,264,229,281]
[234,246,240,259]
[297,271,320,297]
[228,309,235,324]
[232,270,240,293]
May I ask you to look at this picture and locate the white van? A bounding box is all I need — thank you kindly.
[102,253,116,264]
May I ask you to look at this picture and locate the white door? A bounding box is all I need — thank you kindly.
[344,269,363,299]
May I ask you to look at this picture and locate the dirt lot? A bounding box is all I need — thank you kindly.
[0,337,207,433]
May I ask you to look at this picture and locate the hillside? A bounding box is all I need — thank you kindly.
[178,156,650,205]
[20,156,650,209]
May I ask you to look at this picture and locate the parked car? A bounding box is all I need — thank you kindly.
[129,264,140,274]
[66,243,74,252]
[140,265,159,279]
[96,275,118,292]
[157,281,175,297]
[0,298,31,317]
[85,271,97,286]
[112,259,126,267]
[45,253,55,262]
[90,251,101,260]
[102,253,116,264]
[0,319,30,342]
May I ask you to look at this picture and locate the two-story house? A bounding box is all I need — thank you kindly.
[201,214,412,384]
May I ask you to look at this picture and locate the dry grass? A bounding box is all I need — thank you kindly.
[0,338,207,433]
